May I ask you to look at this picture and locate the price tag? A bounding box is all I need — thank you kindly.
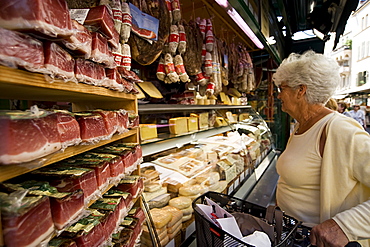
[227,184,234,195]
[185,221,195,239]
[233,179,239,189]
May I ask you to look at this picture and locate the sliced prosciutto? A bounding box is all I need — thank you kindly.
[0,193,55,247]
[75,58,106,86]
[104,68,124,92]
[0,28,44,72]
[0,0,73,38]
[0,110,62,165]
[44,41,75,81]
[74,112,109,143]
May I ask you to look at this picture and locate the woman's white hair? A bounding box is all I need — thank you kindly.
[272,50,340,104]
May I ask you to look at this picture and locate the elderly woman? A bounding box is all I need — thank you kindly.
[273,51,370,247]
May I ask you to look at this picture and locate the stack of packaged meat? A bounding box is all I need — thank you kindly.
[0,0,141,94]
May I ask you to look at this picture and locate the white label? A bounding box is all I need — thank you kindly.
[228,184,234,194]
[70,9,90,25]
[233,179,239,189]
[185,221,196,239]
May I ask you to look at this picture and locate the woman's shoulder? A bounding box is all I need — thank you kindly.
[328,112,365,132]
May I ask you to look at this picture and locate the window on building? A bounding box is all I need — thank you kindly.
[357,71,368,86]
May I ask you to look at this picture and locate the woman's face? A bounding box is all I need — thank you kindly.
[277,83,299,115]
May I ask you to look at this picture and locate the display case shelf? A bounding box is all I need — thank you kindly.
[0,65,136,102]
[0,129,137,183]
[139,104,251,113]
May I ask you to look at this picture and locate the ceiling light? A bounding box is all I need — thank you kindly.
[216,1,264,49]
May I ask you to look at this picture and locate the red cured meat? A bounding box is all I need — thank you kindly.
[0,0,73,38]
[75,58,106,86]
[128,207,145,226]
[63,20,92,57]
[44,41,75,81]
[54,111,81,148]
[50,190,85,230]
[62,156,111,191]
[48,237,78,247]
[115,176,144,198]
[75,112,109,143]
[0,111,62,165]
[0,28,44,72]
[84,5,119,48]
[92,110,119,137]
[82,152,125,180]
[115,109,129,133]
[89,32,115,68]
[72,221,107,247]
[105,68,125,92]
[114,143,142,165]
[31,166,98,204]
[2,196,55,247]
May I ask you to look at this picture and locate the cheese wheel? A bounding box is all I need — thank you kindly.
[182,213,192,222]
[168,196,192,210]
[163,206,183,228]
[181,206,194,216]
[150,208,172,229]
[178,184,203,196]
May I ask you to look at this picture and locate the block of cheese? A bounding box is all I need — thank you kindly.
[239,113,250,121]
[169,117,188,135]
[226,111,237,124]
[139,124,157,140]
[214,117,227,127]
[187,117,198,132]
[190,112,209,130]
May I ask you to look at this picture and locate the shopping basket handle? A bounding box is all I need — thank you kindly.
[309,242,361,247]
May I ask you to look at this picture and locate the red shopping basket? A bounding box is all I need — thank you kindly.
[192,192,300,247]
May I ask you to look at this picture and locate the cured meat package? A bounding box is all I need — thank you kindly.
[0,0,73,38]
[89,32,116,68]
[62,20,92,58]
[74,112,110,143]
[90,109,119,138]
[44,41,75,81]
[1,181,85,230]
[0,110,62,165]
[53,110,82,149]
[31,166,99,205]
[0,28,45,72]
[115,175,144,199]
[62,209,109,247]
[84,5,119,49]
[104,68,125,92]
[74,58,107,86]
[59,157,111,192]
[103,189,133,221]
[0,192,55,247]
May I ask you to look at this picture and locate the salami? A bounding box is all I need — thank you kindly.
[156,57,166,81]
[121,2,132,43]
[174,55,189,82]
[178,24,187,54]
[169,25,179,54]
[171,0,181,23]
[164,53,179,83]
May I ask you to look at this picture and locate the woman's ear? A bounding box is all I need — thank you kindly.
[297,84,307,98]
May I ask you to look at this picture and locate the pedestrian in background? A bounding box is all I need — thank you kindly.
[350,104,366,129]
[337,101,352,117]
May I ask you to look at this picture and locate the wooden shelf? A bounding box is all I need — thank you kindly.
[0,129,137,182]
[0,66,136,102]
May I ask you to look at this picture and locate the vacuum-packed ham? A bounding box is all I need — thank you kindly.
[115,175,143,198]
[91,109,119,137]
[89,32,116,68]
[75,58,106,86]
[0,0,73,38]
[74,112,109,143]
[0,110,62,165]
[0,192,55,247]
[53,110,82,149]
[1,181,85,230]
[105,68,125,92]
[60,157,111,191]
[31,166,98,204]
[84,5,119,48]
[0,28,44,72]
[62,209,108,247]
[104,189,133,215]
[80,152,125,181]
[44,41,75,81]
[62,20,92,57]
